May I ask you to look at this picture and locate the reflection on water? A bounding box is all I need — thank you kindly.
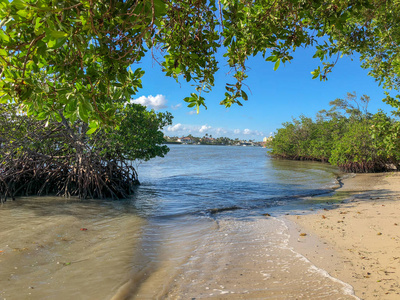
[0,145,358,300]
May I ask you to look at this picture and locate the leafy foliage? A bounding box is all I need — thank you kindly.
[94,104,172,161]
[270,93,400,172]
[1,0,400,126]
[0,103,172,201]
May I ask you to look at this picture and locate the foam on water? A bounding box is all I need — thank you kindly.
[275,218,360,299]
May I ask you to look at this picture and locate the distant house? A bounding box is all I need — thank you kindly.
[200,137,215,143]
[177,136,194,144]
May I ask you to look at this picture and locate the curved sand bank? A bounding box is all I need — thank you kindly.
[286,172,400,299]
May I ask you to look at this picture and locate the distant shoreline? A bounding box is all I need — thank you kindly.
[164,142,264,147]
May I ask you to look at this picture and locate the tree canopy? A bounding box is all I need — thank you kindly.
[1,0,400,128]
[269,93,400,172]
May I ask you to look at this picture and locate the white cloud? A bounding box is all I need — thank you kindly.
[187,110,196,115]
[166,123,183,132]
[215,128,227,135]
[242,129,264,136]
[243,128,252,135]
[132,94,167,110]
[171,103,182,110]
[234,129,241,134]
[199,125,211,133]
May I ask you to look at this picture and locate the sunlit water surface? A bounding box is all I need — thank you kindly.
[0,145,358,299]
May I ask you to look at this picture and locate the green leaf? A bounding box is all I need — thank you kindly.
[47,38,57,48]
[55,113,62,122]
[273,59,281,71]
[16,10,28,18]
[11,0,26,10]
[241,90,248,101]
[86,127,97,135]
[49,30,68,39]
[36,112,47,120]
[82,100,94,112]
[89,120,99,128]
[55,37,68,48]
[153,0,167,17]
[311,70,319,79]
[35,17,42,30]
[78,103,89,123]
[0,49,7,56]
[0,31,9,42]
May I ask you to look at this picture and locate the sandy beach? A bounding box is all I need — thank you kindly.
[286,172,400,299]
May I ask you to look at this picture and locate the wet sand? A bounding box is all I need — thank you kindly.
[287,172,400,299]
[0,197,147,300]
[163,217,357,299]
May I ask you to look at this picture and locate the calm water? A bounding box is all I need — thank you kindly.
[0,145,358,300]
[133,145,341,218]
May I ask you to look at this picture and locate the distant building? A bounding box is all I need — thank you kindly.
[177,136,194,144]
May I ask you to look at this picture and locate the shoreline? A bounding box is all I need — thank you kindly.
[286,172,400,299]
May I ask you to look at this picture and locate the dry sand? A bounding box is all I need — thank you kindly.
[286,172,400,300]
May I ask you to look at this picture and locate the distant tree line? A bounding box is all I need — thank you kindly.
[165,135,261,146]
[268,93,400,173]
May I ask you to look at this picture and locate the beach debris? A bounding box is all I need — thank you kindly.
[208,206,241,215]
[262,213,271,217]
[322,215,326,219]
[13,247,29,252]
[297,216,301,219]
[394,223,398,226]
[299,233,307,236]
[377,232,382,235]
[80,228,88,231]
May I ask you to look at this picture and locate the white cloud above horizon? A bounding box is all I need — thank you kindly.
[166,123,183,132]
[132,94,167,110]
[171,103,182,110]
[199,125,211,133]
[243,128,252,135]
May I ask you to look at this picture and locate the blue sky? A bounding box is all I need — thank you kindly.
[132,46,394,141]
